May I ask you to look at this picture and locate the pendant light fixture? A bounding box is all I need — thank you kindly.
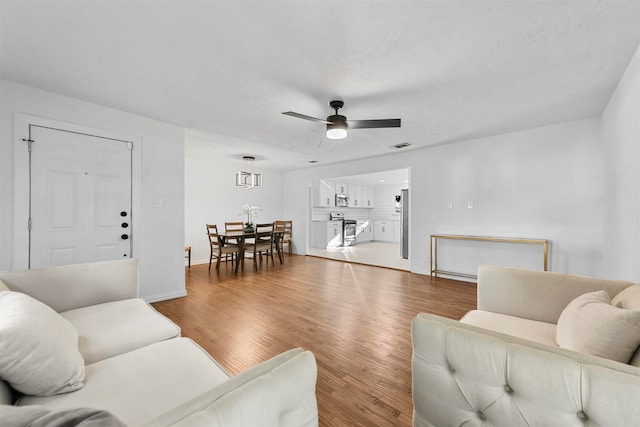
[235,156,262,188]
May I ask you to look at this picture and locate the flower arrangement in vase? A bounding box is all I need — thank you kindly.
[239,204,262,232]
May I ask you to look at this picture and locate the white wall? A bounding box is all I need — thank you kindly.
[602,44,640,282]
[0,80,186,302]
[284,117,608,278]
[418,119,603,276]
[185,138,284,265]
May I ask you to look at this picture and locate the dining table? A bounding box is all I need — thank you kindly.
[219,227,285,273]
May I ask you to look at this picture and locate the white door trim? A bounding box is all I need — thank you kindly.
[13,113,143,270]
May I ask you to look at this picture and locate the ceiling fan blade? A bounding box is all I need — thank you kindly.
[282,111,332,124]
[348,118,401,129]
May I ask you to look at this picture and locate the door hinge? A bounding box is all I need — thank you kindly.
[28,218,32,231]
[22,138,34,152]
[126,142,133,150]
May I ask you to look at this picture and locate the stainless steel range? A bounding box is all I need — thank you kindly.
[342,219,357,246]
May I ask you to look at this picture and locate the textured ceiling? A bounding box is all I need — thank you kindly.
[1,1,639,171]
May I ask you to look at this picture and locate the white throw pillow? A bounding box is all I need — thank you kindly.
[0,291,85,396]
[556,290,640,363]
[612,285,640,310]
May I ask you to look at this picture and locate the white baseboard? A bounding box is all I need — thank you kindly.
[143,289,187,303]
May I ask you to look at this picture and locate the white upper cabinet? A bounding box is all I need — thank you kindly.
[314,179,336,207]
[335,181,349,195]
[314,179,376,208]
[361,185,374,208]
[350,184,362,207]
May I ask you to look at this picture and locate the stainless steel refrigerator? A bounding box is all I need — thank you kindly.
[400,189,409,259]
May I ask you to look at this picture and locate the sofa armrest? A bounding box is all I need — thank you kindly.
[412,313,640,427]
[476,265,635,323]
[142,348,318,427]
[0,260,138,312]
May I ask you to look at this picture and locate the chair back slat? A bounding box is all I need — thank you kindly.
[283,220,292,239]
[225,221,244,232]
[275,220,293,255]
[255,223,274,241]
[206,224,220,248]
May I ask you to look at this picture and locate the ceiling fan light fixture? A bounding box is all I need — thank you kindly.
[326,114,347,140]
[283,99,400,140]
[326,127,347,140]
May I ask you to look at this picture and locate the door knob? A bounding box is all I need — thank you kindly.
[121,234,129,240]
[121,222,129,228]
[120,211,127,217]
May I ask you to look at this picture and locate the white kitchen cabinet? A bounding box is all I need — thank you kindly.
[392,222,401,243]
[335,181,349,195]
[314,179,336,207]
[326,222,342,247]
[311,221,343,248]
[373,220,400,242]
[356,220,372,242]
[361,185,374,208]
[350,184,362,207]
[373,221,394,242]
[366,186,375,208]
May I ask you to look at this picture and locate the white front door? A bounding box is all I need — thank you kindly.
[29,125,133,268]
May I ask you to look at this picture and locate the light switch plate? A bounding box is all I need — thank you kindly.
[468,201,473,209]
[150,196,162,208]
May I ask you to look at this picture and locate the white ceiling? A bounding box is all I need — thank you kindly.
[2,1,639,172]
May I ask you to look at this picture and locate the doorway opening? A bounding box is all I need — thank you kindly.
[308,168,410,271]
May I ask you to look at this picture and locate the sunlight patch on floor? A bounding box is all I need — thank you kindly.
[307,242,410,271]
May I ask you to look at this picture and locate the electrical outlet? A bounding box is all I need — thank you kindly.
[447,201,453,209]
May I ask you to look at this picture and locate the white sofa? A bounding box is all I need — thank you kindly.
[0,259,318,426]
[412,265,640,426]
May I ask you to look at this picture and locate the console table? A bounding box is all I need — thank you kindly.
[430,234,549,279]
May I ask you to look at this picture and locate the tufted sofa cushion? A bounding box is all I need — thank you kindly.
[412,313,640,427]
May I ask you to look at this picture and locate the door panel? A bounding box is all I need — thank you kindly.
[48,170,78,229]
[30,126,132,268]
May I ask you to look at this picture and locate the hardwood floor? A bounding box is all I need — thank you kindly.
[153,255,476,426]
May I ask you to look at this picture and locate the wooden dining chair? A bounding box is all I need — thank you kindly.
[224,221,244,262]
[184,245,191,268]
[206,224,240,272]
[245,223,275,269]
[275,220,293,256]
[282,220,293,256]
[273,221,285,263]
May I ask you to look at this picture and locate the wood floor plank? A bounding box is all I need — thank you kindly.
[153,255,476,426]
